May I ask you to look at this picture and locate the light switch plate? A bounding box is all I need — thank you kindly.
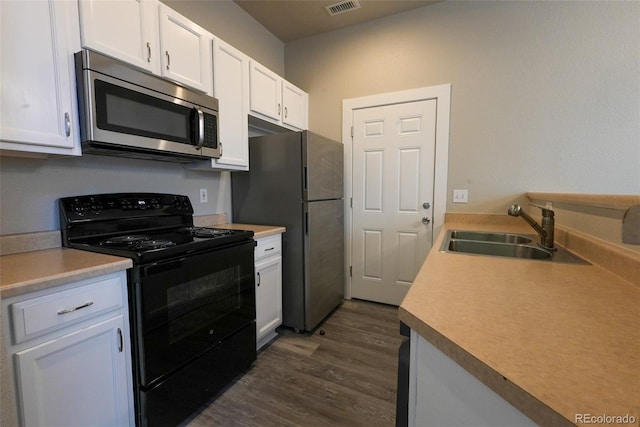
[199,188,208,203]
[453,189,468,203]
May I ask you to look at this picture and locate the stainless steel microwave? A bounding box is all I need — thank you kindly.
[75,50,220,162]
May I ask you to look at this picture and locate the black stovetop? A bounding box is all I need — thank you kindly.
[59,193,253,263]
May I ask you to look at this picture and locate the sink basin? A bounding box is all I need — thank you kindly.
[449,230,532,244]
[446,240,552,259]
[441,230,590,264]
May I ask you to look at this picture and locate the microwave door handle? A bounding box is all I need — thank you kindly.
[193,108,204,150]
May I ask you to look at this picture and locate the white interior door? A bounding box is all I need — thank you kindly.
[351,100,437,305]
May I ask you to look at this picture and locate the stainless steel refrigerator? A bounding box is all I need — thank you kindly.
[231,130,344,332]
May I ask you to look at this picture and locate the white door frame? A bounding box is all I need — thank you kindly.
[342,84,451,300]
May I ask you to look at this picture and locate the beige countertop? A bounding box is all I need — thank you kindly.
[0,248,132,299]
[0,223,284,299]
[399,220,640,427]
[212,223,286,239]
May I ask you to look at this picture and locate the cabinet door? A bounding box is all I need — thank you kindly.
[255,256,283,346]
[78,0,160,75]
[0,0,81,155]
[158,4,212,95]
[249,60,282,122]
[15,316,132,427]
[212,38,249,170]
[282,80,308,130]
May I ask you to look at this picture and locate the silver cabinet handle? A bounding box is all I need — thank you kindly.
[219,141,223,157]
[265,247,275,252]
[117,328,123,352]
[57,301,94,315]
[257,272,261,287]
[166,51,170,70]
[278,103,281,116]
[147,42,151,62]
[284,106,288,118]
[64,112,71,137]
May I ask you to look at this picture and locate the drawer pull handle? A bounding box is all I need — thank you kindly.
[257,272,261,287]
[265,247,275,252]
[57,301,94,315]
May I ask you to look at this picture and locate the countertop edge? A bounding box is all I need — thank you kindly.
[211,223,286,239]
[1,250,132,299]
[398,307,573,427]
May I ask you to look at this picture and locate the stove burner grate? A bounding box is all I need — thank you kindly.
[101,235,150,246]
[177,227,233,238]
[135,239,176,250]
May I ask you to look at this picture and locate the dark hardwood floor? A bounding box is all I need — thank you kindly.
[185,299,403,427]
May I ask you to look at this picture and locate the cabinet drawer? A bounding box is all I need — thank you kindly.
[255,235,281,261]
[10,275,124,344]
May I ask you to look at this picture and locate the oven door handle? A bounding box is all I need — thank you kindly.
[144,257,188,275]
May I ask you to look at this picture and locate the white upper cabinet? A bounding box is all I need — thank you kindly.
[78,0,212,95]
[249,60,308,130]
[282,80,308,130]
[158,4,212,95]
[78,0,160,75]
[0,0,81,157]
[249,61,282,122]
[211,37,249,170]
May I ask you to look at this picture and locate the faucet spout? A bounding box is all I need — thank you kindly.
[507,204,556,250]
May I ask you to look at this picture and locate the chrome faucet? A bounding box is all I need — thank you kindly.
[507,204,556,251]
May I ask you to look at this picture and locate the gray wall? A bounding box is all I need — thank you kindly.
[285,1,640,213]
[0,155,231,235]
[0,0,283,236]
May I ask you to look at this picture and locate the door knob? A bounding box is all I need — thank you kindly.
[422,216,431,224]
[422,202,431,209]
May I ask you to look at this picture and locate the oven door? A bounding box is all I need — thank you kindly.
[136,240,255,388]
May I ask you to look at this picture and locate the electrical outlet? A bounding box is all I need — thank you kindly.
[199,188,208,203]
[453,189,468,203]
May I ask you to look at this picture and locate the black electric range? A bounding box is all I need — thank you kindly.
[58,193,257,427]
[59,192,253,263]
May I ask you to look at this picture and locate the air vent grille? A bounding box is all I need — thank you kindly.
[325,0,361,16]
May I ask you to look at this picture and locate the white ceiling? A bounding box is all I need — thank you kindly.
[233,0,441,42]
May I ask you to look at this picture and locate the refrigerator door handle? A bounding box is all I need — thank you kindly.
[305,211,309,235]
[303,166,308,192]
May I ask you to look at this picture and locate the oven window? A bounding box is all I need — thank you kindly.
[138,241,255,387]
[165,265,242,344]
[94,79,192,144]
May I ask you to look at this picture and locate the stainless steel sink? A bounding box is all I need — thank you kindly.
[441,230,590,264]
[446,239,552,259]
[448,230,533,244]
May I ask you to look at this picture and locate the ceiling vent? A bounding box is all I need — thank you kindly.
[325,0,361,16]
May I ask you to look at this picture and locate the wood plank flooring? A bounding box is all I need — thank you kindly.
[185,299,403,427]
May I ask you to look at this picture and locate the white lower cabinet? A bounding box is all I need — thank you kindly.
[254,234,283,350]
[409,330,537,427]
[2,271,134,427]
